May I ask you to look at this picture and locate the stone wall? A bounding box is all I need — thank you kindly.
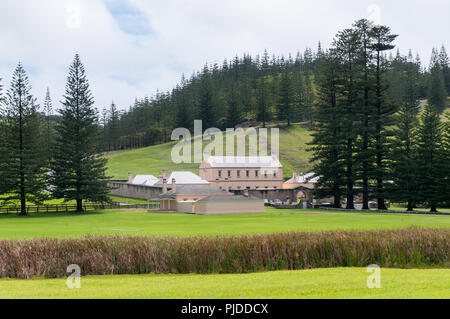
[108,181,162,200]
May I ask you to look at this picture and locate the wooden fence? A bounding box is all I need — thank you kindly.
[0,203,149,214]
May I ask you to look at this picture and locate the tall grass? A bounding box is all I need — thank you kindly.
[0,228,448,279]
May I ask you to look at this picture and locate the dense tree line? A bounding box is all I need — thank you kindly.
[310,19,449,212]
[0,55,110,214]
[100,40,448,153]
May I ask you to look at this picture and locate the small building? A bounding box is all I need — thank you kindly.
[157,182,264,215]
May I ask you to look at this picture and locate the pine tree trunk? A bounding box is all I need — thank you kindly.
[430,205,437,213]
[346,139,355,210]
[407,202,413,212]
[77,199,83,213]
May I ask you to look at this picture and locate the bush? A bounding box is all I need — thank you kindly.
[0,228,448,279]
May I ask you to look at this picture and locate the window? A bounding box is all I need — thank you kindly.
[246,187,251,190]
[246,170,250,177]
[218,170,222,178]
[273,171,277,178]
[228,170,231,178]
[255,170,259,178]
[237,170,241,178]
[264,171,268,178]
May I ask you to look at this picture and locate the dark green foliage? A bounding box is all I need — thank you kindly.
[428,52,448,113]
[439,46,450,95]
[225,84,241,128]
[43,87,55,164]
[0,64,47,214]
[277,66,295,126]
[198,67,216,129]
[387,57,421,211]
[50,55,110,212]
[371,25,398,210]
[256,77,272,127]
[415,104,448,212]
[309,52,345,208]
[387,103,419,211]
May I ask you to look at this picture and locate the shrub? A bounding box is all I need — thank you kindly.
[0,228,448,279]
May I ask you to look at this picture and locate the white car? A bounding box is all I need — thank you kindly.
[272,199,282,206]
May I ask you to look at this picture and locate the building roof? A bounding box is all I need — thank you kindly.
[204,156,282,168]
[285,172,319,184]
[131,175,159,186]
[160,185,230,198]
[155,172,209,185]
[197,195,262,202]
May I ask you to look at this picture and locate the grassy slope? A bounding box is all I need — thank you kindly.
[1,268,448,299]
[106,124,313,180]
[0,208,448,239]
[105,107,449,181]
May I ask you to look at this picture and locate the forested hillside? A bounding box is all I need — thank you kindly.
[99,40,450,152]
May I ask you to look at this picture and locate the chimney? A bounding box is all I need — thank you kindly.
[128,173,133,184]
[292,170,297,180]
[162,178,167,194]
[163,169,167,179]
[171,178,177,193]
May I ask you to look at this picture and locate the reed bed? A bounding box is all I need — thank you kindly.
[0,228,448,279]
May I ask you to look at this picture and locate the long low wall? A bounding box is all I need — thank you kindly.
[108,181,162,200]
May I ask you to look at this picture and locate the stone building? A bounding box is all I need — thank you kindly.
[199,156,283,191]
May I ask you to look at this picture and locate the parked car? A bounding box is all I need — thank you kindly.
[263,199,270,206]
[272,199,282,206]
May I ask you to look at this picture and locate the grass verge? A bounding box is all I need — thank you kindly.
[0,268,448,299]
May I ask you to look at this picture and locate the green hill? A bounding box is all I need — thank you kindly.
[106,124,313,180]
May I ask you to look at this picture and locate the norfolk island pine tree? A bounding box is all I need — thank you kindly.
[50,54,110,212]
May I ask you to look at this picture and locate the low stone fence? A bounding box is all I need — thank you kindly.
[108,181,162,200]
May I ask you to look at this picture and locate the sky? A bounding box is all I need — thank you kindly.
[0,0,449,111]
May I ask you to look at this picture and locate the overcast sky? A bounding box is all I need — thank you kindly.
[0,0,449,111]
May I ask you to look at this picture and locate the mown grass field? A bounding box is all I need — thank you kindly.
[106,124,313,180]
[0,268,448,299]
[0,208,448,239]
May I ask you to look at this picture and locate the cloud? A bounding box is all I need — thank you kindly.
[0,0,449,111]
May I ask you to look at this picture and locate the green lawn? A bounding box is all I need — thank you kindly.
[0,268,448,299]
[106,124,313,180]
[109,195,150,205]
[0,208,448,239]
